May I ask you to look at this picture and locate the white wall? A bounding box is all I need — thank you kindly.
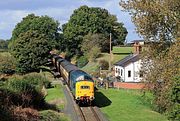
[114,59,142,82]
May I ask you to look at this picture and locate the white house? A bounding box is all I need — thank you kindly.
[114,40,144,82]
[114,54,143,82]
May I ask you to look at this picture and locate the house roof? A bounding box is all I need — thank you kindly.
[114,54,140,67]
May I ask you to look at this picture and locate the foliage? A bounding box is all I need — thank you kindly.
[99,60,109,70]
[81,33,102,61]
[120,0,180,119]
[23,73,51,89]
[9,14,61,73]
[10,14,60,46]
[63,5,127,56]
[0,52,16,74]
[1,73,50,109]
[6,77,45,108]
[88,46,101,62]
[168,76,180,121]
[77,56,89,68]
[82,33,109,53]
[11,30,53,73]
[140,33,180,116]
[0,39,8,50]
[120,0,180,41]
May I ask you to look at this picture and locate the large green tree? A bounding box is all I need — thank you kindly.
[120,0,180,120]
[62,5,127,56]
[10,14,61,73]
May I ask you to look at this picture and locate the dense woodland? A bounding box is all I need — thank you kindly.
[0,1,179,121]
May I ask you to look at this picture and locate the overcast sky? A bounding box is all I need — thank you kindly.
[0,0,141,42]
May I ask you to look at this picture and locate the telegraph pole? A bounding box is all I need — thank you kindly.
[109,32,112,71]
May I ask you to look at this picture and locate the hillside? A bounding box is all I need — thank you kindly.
[82,46,133,73]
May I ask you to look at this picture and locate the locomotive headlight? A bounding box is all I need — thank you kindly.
[90,96,94,100]
[77,97,80,100]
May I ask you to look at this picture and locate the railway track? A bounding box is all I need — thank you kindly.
[78,106,101,121]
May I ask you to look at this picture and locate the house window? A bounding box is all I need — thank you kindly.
[140,71,143,77]
[121,69,123,76]
[128,70,131,77]
[118,69,120,75]
[115,68,118,73]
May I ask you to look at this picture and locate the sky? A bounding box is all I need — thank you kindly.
[0,0,141,42]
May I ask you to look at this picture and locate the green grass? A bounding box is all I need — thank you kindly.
[45,85,64,101]
[95,89,168,121]
[45,84,65,109]
[82,53,128,73]
[40,110,70,121]
[112,46,133,54]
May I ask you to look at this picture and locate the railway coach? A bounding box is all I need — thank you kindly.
[51,54,95,105]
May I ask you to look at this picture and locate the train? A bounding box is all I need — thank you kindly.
[51,53,95,105]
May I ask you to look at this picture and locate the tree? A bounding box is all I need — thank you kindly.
[9,14,60,49]
[120,0,180,41]
[11,30,53,73]
[81,33,109,53]
[9,14,61,73]
[63,5,127,56]
[81,33,105,61]
[120,0,180,119]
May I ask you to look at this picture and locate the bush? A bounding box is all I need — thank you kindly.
[5,75,46,109]
[23,73,51,89]
[99,60,109,70]
[0,52,16,74]
[77,56,89,68]
[168,76,180,121]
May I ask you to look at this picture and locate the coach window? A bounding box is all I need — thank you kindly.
[128,70,131,77]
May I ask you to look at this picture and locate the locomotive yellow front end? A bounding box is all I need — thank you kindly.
[75,81,94,105]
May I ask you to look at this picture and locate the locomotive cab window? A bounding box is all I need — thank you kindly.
[81,86,90,89]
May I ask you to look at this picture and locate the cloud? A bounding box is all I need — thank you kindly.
[0,0,141,42]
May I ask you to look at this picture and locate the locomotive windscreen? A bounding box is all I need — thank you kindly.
[70,70,94,83]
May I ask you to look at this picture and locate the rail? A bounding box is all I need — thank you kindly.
[78,106,101,121]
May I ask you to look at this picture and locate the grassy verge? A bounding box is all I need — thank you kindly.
[45,84,65,109]
[95,88,168,121]
[42,84,69,121]
[40,110,69,121]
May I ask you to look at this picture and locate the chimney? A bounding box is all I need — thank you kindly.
[133,42,142,54]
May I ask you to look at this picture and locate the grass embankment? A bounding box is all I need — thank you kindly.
[82,46,133,73]
[41,84,69,121]
[95,89,168,121]
[45,84,65,109]
[82,53,128,73]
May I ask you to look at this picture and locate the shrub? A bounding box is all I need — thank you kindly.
[23,73,51,89]
[0,52,16,74]
[87,46,101,62]
[77,56,89,68]
[5,75,45,109]
[99,60,109,70]
[168,76,180,121]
